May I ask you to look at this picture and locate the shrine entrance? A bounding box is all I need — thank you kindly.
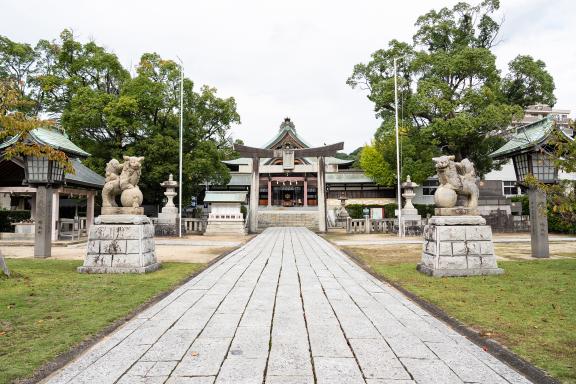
[234,142,343,232]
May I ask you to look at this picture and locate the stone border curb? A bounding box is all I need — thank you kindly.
[17,240,251,384]
[333,243,560,384]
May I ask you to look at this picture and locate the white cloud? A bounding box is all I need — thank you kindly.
[3,0,574,152]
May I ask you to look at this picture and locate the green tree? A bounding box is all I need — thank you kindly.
[502,55,556,108]
[347,0,547,183]
[1,31,240,206]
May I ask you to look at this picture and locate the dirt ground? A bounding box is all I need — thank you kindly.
[0,234,253,263]
[336,241,576,265]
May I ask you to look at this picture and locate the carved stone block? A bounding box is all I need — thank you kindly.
[417,216,503,277]
[79,215,159,274]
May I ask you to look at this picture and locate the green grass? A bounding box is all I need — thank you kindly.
[365,258,576,383]
[0,259,204,384]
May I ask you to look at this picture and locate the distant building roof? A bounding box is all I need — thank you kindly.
[491,116,554,159]
[0,127,91,157]
[261,118,311,149]
[204,191,247,203]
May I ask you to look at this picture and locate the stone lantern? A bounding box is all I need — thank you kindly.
[491,116,561,258]
[335,192,350,227]
[400,175,421,223]
[156,174,180,236]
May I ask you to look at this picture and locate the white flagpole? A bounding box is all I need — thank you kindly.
[178,57,184,238]
[394,57,403,238]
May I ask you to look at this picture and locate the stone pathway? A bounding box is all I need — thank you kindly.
[45,227,532,384]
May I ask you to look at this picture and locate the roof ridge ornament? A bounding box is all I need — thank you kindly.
[279,117,296,132]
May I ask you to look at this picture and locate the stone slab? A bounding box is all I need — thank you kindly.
[95,214,151,225]
[428,215,486,226]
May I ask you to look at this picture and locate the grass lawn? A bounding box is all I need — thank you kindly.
[0,259,204,384]
[347,246,576,384]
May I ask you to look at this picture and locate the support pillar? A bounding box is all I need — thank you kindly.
[86,191,95,233]
[304,178,308,206]
[30,193,36,220]
[528,187,549,258]
[249,157,260,233]
[267,179,272,207]
[317,156,327,232]
[34,185,53,258]
[51,189,60,241]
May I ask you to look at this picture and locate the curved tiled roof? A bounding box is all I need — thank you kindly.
[491,116,553,159]
[0,127,90,157]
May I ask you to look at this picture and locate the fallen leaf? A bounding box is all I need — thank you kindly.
[190,351,199,357]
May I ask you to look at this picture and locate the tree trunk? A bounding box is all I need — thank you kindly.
[0,251,10,277]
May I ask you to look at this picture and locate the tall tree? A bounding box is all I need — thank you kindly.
[347,0,551,183]
[502,55,556,108]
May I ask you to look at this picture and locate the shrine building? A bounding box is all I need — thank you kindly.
[215,118,396,231]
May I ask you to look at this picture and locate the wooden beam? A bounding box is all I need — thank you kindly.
[296,142,344,157]
[234,142,345,159]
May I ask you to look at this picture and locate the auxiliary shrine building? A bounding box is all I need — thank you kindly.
[216,118,395,230]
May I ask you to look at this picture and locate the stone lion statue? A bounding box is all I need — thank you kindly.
[102,156,145,209]
[432,155,479,208]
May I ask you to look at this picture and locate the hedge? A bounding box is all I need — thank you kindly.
[0,210,31,232]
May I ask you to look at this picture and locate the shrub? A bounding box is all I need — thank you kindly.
[0,210,31,232]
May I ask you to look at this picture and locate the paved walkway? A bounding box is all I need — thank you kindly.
[45,228,532,384]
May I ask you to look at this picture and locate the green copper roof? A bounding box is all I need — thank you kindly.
[0,127,90,157]
[491,116,554,159]
[262,118,311,149]
[204,191,247,203]
[66,159,105,188]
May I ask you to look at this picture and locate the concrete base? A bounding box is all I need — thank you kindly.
[78,262,161,274]
[417,263,503,277]
[418,215,503,277]
[79,215,159,274]
[204,220,247,236]
[101,207,145,215]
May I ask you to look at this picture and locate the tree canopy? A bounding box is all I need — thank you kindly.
[348,0,556,184]
[0,30,240,205]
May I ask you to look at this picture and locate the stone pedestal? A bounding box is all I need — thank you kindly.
[78,215,160,273]
[417,216,503,277]
[204,218,247,236]
[155,207,179,236]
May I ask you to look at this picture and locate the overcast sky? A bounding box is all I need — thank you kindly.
[4,0,575,152]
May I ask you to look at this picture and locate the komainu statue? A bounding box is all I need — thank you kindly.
[432,155,479,209]
[102,156,145,210]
